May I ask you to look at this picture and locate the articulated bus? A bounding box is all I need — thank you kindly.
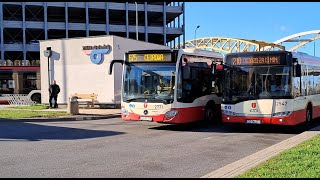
[221,50,320,126]
[109,48,224,124]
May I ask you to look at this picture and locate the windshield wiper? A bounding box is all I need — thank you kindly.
[124,97,147,102]
[125,97,173,104]
[162,99,174,104]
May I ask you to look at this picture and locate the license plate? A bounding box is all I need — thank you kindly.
[246,120,261,124]
[139,116,152,121]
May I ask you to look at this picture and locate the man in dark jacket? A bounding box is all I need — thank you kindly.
[49,80,60,108]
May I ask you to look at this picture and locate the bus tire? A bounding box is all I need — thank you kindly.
[31,93,41,104]
[204,102,217,124]
[305,105,312,126]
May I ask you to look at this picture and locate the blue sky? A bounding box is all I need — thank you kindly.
[185,2,320,56]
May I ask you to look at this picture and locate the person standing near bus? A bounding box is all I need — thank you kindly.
[49,80,60,108]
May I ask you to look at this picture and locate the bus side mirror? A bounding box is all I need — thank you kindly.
[296,64,301,77]
[108,60,125,75]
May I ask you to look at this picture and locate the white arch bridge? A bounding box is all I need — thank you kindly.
[177,30,320,54]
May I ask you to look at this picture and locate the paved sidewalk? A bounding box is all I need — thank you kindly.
[38,107,121,116]
[0,105,121,121]
[201,124,320,178]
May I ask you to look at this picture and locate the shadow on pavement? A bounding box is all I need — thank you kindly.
[0,121,125,141]
[150,119,320,135]
[0,114,121,123]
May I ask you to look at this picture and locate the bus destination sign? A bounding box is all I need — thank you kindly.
[226,53,288,66]
[128,53,171,62]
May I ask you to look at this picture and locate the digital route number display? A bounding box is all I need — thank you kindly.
[225,52,289,66]
[128,53,172,62]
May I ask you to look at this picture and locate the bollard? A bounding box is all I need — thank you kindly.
[67,96,79,115]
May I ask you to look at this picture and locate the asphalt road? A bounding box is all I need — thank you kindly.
[0,118,312,178]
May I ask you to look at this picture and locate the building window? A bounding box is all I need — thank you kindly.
[22,73,37,94]
[0,73,14,94]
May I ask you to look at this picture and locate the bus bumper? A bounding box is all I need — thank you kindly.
[121,106,206,124]
[222,112,304,126]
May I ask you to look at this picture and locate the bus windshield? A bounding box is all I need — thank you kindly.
[223,65,292,104]
[122,63,176,104]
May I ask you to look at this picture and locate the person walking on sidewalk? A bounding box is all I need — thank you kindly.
[49,80,60,108]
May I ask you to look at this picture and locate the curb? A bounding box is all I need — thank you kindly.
[201,124,320,178]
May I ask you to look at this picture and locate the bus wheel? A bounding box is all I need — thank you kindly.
[31,93,41,104]
[204,104,215,124]
[305,107,312,126]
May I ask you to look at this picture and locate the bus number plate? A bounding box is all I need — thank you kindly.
[246,120,261,124]
[140,116,152,121]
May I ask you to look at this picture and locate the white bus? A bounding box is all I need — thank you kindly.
[109,48,224,124]
[221,51,320,126]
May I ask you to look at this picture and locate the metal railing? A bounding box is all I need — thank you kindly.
[3,94,36,105]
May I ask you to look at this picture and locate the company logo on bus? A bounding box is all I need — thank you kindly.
[129,104,135,108]
[249,103,258,113]
[251,103,257,108]
[144,103,148,108]
[143,110,148,115]
[82,44,112,64]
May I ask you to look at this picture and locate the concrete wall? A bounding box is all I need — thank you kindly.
[40,35,169,105]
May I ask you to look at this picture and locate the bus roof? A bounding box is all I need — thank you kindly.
[181,48,224,59]
[292,51,320,66]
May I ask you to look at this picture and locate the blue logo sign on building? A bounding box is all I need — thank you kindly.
[82,44,112,64]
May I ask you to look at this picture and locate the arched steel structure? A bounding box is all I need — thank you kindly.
[176,37,285,53]
[265,30,320,51]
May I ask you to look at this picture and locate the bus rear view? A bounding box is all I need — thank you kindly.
[221,50,320,126]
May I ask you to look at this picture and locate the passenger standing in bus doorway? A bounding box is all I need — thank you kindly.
[49,80,60,108]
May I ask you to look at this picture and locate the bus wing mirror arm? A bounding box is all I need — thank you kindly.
[211,62,217,74]
[108,60,127,75]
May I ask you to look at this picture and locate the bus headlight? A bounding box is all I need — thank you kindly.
[272,111,292,117]
[121,108,129,115]
[164,110,178,119]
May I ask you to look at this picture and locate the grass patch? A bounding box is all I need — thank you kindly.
[236,135,320,178]
[0,110,68,119]
[10,104,49,110]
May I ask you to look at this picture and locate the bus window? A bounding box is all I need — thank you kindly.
[178,54,221,103]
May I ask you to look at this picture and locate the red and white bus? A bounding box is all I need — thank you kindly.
[221,50,320,126]
[109,48,223,124]
[0,66,41,104]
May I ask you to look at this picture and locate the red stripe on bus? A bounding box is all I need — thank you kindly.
[0,66,40,71]
[122,113,165,122]
[0,100,9,104]
[121,106,221,124]
[163,106,205,123]
[222,109,307,126]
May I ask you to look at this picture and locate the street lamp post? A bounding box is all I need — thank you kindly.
[44,47,52,105]
[135,2,138,40]
[194,25,200,48]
